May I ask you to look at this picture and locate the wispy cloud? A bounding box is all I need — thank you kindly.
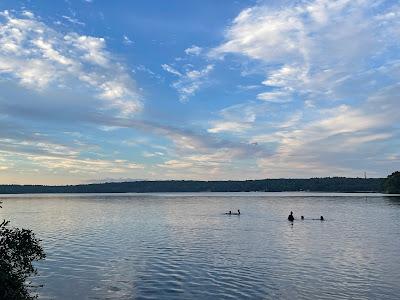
[93,116,269,176]
[123,34,134,45]
[1,2,399,182]
[161,64,182,76]
[208,0,400,176]
[208,121,252,134]
[256,90,292,103]
[208,102,260,134]
[251,97,398,177]
[213,0,400,104]
[162,63,214,102]
[0,120,144,180]
[184,45,202,56]
[0,10,141,116]
[62,15,85,26]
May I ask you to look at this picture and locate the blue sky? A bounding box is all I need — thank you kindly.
[0,0,399,184]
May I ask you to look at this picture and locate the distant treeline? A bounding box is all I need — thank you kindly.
[0,177,385,194]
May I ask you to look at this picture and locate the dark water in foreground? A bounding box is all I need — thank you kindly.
[1,192,400,299]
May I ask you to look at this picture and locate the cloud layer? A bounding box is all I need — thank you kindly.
[0,10,141,115]
[0,1,399,183]
[210,0,400,176]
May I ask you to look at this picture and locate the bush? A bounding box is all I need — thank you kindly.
[384,171,400,194]
[0,202,46,299]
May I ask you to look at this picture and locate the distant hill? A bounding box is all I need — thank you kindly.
[0,177,385,194]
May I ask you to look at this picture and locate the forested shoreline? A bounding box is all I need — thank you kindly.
[0,177,385,194]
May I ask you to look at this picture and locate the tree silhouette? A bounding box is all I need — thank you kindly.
[0,201,46,300]
[384,171,400,194]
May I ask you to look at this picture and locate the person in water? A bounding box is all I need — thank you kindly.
[288,211,294,221]
[301,215,304,220]
[237,209,240,215]
[320,216,324,221]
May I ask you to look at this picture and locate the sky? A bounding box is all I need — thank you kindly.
[0,0,399,184]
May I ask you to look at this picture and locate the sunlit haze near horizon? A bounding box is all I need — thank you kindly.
[0,0,399,184]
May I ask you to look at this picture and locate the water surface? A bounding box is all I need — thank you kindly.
[1,193,400,299]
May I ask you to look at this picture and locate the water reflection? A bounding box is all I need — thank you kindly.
[384,196,400,206]
[1,193,400,299]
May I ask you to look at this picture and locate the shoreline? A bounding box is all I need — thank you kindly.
[1,191,398,197]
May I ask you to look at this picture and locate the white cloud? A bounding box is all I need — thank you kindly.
[143,151,164,158]
[63,33,109,66]
[162,63,214,102]
[213,0,400,104]
[206,0,400,176]
[256,90,292,103]
[123,35,134,45]
[158,149,239,174]
[62,15,85,26]
[185,45,202,56]
[261,64,308,99]
[21,11,34,18]
[277,111,303,129]
[253,102,396,176]
[159,159,193,169]
[213,6,306,62]
[208,121,252,133]
[0,137,79,156]
[0,10,141,116]
[208,102,261,134]
[172,64,214,102]
[30,156,143,173]
[0,135,144,176]
[161,64,182,76]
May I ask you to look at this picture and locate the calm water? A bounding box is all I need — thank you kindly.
[1,192,400,299]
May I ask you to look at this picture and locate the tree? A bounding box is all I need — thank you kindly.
[0,201,46,300]
[384,171,400,194]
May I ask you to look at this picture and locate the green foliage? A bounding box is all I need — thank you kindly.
[384,171,400,194]
[0,202,46,300]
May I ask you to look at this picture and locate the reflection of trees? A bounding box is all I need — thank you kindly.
[384,196,400,206]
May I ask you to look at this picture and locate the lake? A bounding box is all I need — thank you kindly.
[1,192,400,299]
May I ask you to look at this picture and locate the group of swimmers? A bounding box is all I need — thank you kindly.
[225,209,241,215]
[224,209,324,221]
[288,211,324,221]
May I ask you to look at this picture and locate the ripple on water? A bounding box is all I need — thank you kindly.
[6,194,397,299]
